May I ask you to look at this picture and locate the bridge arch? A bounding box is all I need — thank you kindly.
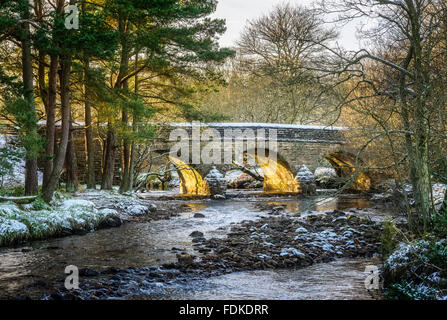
[245,148,300,194]
[325,152,371,191]
[169,156,210,196]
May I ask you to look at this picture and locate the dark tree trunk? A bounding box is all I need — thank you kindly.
[101,124,116,190]
[42,54,72,202]
[127,62,140,191]
[118,41,132,193]
[38,53,48,109]
[84,58,96,189]
[21,4,38,196]
[42,55,58,189]
[65,121,79,192]
[24,160,38,195]
[119,110,131,193]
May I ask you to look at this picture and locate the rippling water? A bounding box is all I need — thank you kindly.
[0,194,382,299]
[148,257,380,300]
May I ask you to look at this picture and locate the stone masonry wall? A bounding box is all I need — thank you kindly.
[1,123,346,185]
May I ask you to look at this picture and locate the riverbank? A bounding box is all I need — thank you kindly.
[0,189,180,248]
[0,197,121,247]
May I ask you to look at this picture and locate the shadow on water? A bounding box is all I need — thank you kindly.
[0,193,380,299]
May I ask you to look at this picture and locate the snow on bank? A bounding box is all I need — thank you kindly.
[78,189,156,217]
[0,198,121,246]
[383,239,447,300]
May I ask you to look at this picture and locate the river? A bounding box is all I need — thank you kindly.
[0,193,384,300]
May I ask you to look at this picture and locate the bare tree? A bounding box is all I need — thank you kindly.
[313,0,447,232]
[230,3,340,125]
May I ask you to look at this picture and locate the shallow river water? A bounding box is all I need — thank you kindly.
[0,194,383,300]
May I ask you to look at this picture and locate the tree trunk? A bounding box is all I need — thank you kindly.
[405,5,432,231]
[24,160,38,196]
[117,17,131,193]
[38,53,48,109]
[42,54,72,202]
[42,55,58,189]
[128,56,139,191]
[413,132,432,231]
[101,124,116,190]
[125,57,140,192]
[84,57,96,189]
[65,121,79,192]
[21,4,38,196]
[128,140,136,190]
[119,110,131,193]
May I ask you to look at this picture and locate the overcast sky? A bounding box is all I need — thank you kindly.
[211,0,361,51]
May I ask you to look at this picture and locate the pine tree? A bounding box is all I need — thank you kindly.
[36,0,117,202]
[102,0,234,192]
[0,0,43,195]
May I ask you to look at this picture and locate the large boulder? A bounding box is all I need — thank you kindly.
[205,166,227,197]
[225,170,254,189]
[314,167,338,189]
[296,165,317,195]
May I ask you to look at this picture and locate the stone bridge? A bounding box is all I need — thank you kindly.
[147,123,369,195]
[1,122,370,195]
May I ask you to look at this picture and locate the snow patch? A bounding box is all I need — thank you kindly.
[280,247,306,257]
[127,205,148,216]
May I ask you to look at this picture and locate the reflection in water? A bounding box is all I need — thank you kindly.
[182,203,208,213]
[266,196,370,213]
[266,201,301,212]
[0,195,375,299]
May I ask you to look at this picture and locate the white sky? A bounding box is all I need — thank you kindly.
[212,0,362,51]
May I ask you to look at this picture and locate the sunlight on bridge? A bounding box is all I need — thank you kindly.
[169,156,210,196]
[249,150,300,194]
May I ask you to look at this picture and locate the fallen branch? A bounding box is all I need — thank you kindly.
[231,162,264,182]
[0,195,37,204]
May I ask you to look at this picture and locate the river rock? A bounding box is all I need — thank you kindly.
[127,204,149,216]
[79,268,100,277]
[176,253,195,264]
[205,166,227,196]
[296,165,316,195]
[98,215,122,228]
[148,203,157,213]
[225,170,254,189]
[189,231,204,238]
[314,167,338,188]
[295,227,308,234]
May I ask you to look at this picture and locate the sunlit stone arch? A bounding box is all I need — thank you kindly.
[169,156,210,196]
[245,148,300,194]
[325,152,371,191]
